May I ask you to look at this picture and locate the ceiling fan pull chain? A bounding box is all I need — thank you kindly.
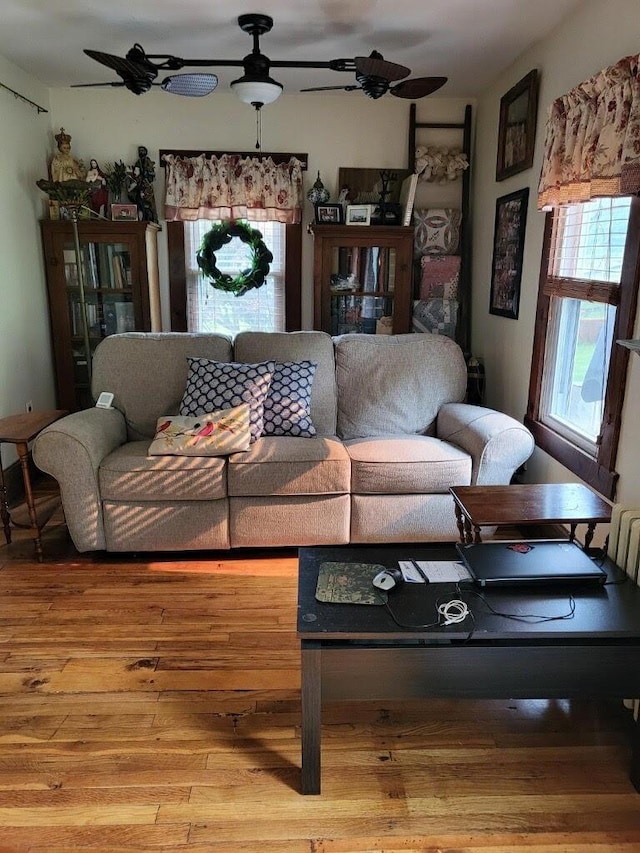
[255,108,262,151]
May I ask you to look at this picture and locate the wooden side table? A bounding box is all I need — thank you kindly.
[0,410,68,561]
[449,483,612,550]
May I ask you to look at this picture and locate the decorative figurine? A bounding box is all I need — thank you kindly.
[49,128,86,182]
[86,159,109,217]
[128,145,158,222]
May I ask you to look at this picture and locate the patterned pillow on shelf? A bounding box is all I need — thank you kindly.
[180,358,275,442]
[148,406,251,456]
[419,255,461,300]
[262,360,318,437]
[412,298,459,338]
[413,208,462,256]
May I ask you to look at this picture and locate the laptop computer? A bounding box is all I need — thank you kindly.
[455,539,607,588]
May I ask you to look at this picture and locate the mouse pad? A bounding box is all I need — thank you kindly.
[316,562,387,605]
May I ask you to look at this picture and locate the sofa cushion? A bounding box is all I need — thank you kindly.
[335,333,467,440]
[91,332,233,440]
[99,441,227,501]
[148,406,251,456]
[262,361,317,437]
[228,436,350,497]
[180,358,275,442]
[345,435,471,494]
[234,331,337,435]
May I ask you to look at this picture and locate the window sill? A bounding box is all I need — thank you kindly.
[524,417,617,500]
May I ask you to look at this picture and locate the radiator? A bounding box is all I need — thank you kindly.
[607,505,640,717]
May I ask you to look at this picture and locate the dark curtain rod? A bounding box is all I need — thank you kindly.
[159,149,308,169]
[0,80,48,114]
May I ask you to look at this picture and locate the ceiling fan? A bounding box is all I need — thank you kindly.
[76,13,447,108]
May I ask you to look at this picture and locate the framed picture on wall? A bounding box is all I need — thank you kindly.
[496,69,539,181]
[489,188,529,320]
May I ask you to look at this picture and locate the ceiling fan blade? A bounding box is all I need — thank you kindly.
[391,76,447,99]
[161,73,218,97]
[355,52,409,82]
[300,84,361,93]
[84,48,157,80]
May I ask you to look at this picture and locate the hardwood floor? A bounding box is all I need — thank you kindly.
[0,512,639,851]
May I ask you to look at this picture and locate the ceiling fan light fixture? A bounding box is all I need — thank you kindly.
[230,75,283,108]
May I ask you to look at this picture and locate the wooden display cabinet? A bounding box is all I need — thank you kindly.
[311,224,414,335]
[40,220,161,411]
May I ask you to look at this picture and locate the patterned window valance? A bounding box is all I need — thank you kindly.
[537,54,640,209]
[163,153,304,224]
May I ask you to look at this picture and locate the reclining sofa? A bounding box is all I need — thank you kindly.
[33,330,534,553]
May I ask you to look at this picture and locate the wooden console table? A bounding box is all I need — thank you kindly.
[450,483,612,550]
[0,410,67,561]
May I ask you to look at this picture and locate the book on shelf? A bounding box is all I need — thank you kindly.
[399,173,418,226]
[111,252,131,289]
[81,244,99,289]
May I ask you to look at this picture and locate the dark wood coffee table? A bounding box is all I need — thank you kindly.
[450,483,612,550]
[297,543,640,795]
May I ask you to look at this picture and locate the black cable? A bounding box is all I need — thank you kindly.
[459,583,576,623]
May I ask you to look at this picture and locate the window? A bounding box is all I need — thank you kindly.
[525,197,640,499]
[167,220,302,333]
[184,220,285,336]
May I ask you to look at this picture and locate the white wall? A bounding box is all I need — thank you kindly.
[47,88,471,329]
[0,55,53,465]
[472,0,640,503]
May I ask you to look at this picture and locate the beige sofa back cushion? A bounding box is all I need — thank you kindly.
[335,333,467,440]
[234,331,338,436]
[92,333,233,439]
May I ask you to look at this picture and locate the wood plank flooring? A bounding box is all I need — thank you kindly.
[0,514,639,852]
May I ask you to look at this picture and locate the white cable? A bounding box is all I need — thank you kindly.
[437,599,469,625]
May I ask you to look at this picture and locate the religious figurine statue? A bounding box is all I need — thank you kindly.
[86,159,109,217]
[50,128,86,183]
[128,145,158,223]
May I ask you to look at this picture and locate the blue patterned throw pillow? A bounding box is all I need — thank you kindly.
[180,358,275,442]
[262,361,318,437]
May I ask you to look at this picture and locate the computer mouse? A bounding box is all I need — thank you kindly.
[372,568,403,591]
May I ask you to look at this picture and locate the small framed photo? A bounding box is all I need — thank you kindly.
[111,203,139,222]
[370,203,402,225]
[489,188,529,320]
[345,204,371,226]
[315,203,344,225]
[496,69,539,181]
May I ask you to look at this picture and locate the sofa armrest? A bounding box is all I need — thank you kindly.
[437,403,534,485]
[33,407,127,552]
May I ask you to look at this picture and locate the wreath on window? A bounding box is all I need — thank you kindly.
[196,220,273,297]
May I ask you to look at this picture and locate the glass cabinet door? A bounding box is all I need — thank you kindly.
[330,244,397,335]
[63,239,137,405]
[41,220,160,412]
[312,225,414,335]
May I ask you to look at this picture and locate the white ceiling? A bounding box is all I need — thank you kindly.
[0,0,584,97]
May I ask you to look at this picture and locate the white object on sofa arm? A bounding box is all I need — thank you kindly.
[437,403,534,485]
[33,407,127,552]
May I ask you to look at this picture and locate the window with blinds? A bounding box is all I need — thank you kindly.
[526,196,640,499]
[184,220,286,336]
[541,198,631,451]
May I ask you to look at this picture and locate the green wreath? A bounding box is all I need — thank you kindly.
[196,220,273,297]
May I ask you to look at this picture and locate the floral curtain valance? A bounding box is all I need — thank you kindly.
[537,54,640,209]
[164,153,304,224]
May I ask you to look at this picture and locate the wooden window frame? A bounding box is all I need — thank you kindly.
[166,221,302,333]
[524,198,640,500]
